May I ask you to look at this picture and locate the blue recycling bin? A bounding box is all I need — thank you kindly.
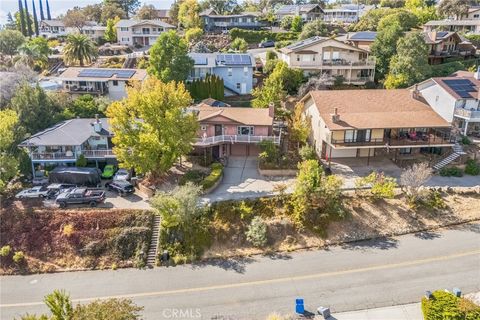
[296,298,305,314]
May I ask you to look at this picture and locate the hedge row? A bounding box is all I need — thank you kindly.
[421,290,480,320]
[229,28,299,44]
[201,162,223,190]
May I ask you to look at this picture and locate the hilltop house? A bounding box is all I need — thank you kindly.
[279,36,375,85]
[301,89,454,163]
[422,31,476,64]
[323,4,373,24]
[416,70,480,139]
[275,4,324,22]
[19,117,115,174]
[56,67,148,100]
[424,20,480,35]
[193,104,279,157]
[188,53,255,95]
[39,20,105,40]
[116,19,175,46]
[200,10,266,32]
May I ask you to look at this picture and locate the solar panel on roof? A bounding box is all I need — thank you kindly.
[115,70,135,78]
[78,69,135,79]
[458,91,473,98]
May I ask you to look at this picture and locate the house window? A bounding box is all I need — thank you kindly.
[344,129,371,142]
[121,37,129,42]
[475,14,479,18]
[112,80,118,86]
[201,125,207,131]
[236,83,241,90]
[237,126,254,135]
[120,27,128,31]
[228,68,232,76]
[297,55,300,61]
[399,147,411,154]
[323,51,331,60]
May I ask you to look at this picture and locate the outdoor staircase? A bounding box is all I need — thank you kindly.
[122,57,136,69]
[146,215,161,267]
[432,143,467,171]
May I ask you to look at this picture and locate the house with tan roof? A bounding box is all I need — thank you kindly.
[279,36,375,85]
[416,70,480,139]
[116,19,175,46]
[275,4,324,22]
[301,89,454,162]
[192,104,279,158]
[56,67,148,100]
[422,31,476,64]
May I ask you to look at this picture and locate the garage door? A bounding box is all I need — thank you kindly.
[248,145,260,156]
[231,144,247,156]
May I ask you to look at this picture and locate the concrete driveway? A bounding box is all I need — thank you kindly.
[202,156,296,203]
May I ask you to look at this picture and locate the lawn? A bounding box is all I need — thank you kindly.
[0,204,155,275]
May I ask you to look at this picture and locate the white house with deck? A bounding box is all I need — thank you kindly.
[116,19,175,46]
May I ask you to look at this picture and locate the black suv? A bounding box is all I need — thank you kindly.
[105,180,135,196]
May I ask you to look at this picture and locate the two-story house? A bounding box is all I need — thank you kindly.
[275,4,324,22]
[422,31,476,64]
[56,67,148,100]
[80,25,107,41]
[323,4,373,24]
[19,117,116,175]
[424,19,480,35]
[39,20,67,38]
[116,19,175,46]
[279,36,375,85]
[200,10,266,32]
[416,70,480,139]
[193,104,279,157]
[188,53,255,95]
[301,89,454,163]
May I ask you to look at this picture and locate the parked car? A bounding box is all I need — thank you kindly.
[45,183,77,199]
[259,40,275,48]
[55,188,106,208]
[105,180,135,196]
[113,168,131,181]
[32,175,49,186]
[101,164,117,179]
[49,167,102,187]
[16,186,49,199]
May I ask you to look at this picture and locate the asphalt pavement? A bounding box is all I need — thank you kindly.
[1,223,479,320]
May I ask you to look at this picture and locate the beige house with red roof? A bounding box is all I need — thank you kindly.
[301,89,454,162]
[193,105,279,158]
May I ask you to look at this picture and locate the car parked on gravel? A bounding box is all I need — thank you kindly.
[113,168,131,181]
[101,164,117,179]
[105,180,135,196]
[15,186,49,199]
[55,188,106,208]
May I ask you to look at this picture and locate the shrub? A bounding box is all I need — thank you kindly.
[422,190,446,210]
[75,154,87,167]
[185,27,203,43]
[356,172,398,199]
[62,224,75,237]
[275,40,293,49]
[464,159,480,176]
[461,136,472,145]
[114,227,151,260]
[246,216,268,247]
[229,28,298,44]
[179,170,205,185]
[12,251,25,264]
[230,37,248,52]
[201,162,223,190]
[266,50,277,60]
[81,240,107,257]
[439,166,463,177]
[0,245,12,257]
[421,290,480,320]
[136,57,148,69]
[299,145,316,161]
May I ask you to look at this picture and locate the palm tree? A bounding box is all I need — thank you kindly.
[17,42,48,68]
[43,290,73,320]
[63,34,98,66]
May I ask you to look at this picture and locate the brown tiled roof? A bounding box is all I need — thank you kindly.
[197,106,273,126]
[304,89,450,130]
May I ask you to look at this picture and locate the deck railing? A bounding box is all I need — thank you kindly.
[82,150,115,158]
[194,135,280,146]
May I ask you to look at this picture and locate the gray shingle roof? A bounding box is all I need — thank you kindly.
[19,118,112,147]
[116,19,175,28]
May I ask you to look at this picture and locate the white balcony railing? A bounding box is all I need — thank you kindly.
[454,108,480,120]
[31,152,76,160]
[82,149,115,158]
[194,135,280,146]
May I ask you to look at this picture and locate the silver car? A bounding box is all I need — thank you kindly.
[113,168,131,181]
[15,186,49,199]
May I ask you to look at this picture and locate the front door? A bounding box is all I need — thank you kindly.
[144,37,149,46]
[212,145,220,159]
[241,83,247,94]
[214,124,223,136]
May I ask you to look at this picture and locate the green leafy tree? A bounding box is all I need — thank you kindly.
[299,19,328,40]
[406,0,439,24]
[245,216,268,247]
[82,4,103,23]
[135,4,157,19]
[230,37,248,52]
[289,102,311,148]
[31,0,40,36]
[17,37,50,69]
[23,0,33,37]
[104,0,140,18]
[0,110,21,194]
[106,78,197,176]
[384,32,429,88]
[63,94,105,118]
[0,29,25,58]
[185,27,204,44]
[178,0,202,29]
[280,15,293,30]
[63,7,88,31]
[290,15,303,32]
[355,171,398,199]
[370,21,403,81]
[63,34,98,66]
[104,17,120,43]
[10,83,62,134]
[15,10,33,36]
[437,0,469,20]
[377,10,419,31]
[100,3,127,24]
[203,0,239,14]
[148,30,194,83]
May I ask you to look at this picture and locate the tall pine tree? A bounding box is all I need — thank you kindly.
[24,0,33,36]
[18,0,27,36]
[46,0,51,20]
[39,0,45,20]
[32,0,39,36]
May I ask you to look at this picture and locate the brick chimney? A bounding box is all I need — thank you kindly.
[331,107,340,123]
[412,84,420,100]
[268,102,275,118]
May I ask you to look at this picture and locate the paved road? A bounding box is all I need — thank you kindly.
[2,223,479,319]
